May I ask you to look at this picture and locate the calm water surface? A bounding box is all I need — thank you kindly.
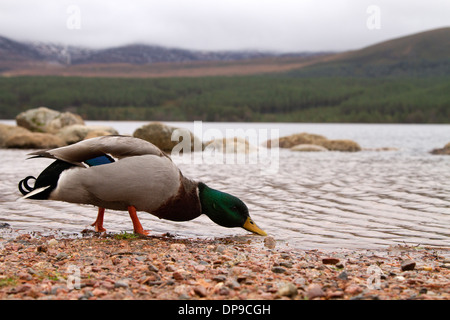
[0,121,449,250]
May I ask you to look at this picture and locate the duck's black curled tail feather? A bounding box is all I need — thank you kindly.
[19,160,75,200]
[18,176,37,196]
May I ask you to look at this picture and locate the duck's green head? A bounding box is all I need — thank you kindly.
[198,182,267,236]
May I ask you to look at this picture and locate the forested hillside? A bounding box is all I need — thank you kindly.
[1,76,448,123]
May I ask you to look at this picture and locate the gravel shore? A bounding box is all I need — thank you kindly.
[0,230,449,300]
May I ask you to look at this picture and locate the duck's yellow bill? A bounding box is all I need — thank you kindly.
[243,217,267,236]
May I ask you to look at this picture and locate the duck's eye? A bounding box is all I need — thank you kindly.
[231,206,238,212]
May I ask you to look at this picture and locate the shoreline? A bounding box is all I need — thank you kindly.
[0,230,448,300]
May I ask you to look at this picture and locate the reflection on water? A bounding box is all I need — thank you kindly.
[0,123,449,249]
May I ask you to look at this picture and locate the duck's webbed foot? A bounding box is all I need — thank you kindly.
[91,207,107,232]
[127,206,150,236]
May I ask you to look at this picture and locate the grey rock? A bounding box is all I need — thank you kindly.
[401,259,416,271]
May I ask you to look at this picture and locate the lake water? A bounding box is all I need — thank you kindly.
[1,120,449,250]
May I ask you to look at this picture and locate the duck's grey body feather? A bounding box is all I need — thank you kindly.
[29,135,167,166]
[52,155,180,211]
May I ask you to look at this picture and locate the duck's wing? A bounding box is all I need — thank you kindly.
[28,135,169,166]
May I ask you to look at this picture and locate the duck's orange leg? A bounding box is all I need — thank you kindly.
[91,207,106,232]
[127,206,150,235]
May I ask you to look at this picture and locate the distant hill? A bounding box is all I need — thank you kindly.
[0,27,448,78]
[71,44,289,65]
[0,34,325,75]
[289,27,450,77]
[0,36,43,72]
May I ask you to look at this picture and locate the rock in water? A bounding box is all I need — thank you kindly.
[290,144,328,152]
[319,139,361,152]
[5,132,65,149]
[430,142,450,155]
[267,132,361,152]
[16,107,84,133]
[0,124,30,147]
[204,137,258,154]
[133,122,202,153]
[57,124,118,145]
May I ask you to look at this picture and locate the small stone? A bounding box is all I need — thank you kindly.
[194,285,208,297]
[102,281,115,290]
[165,265,176,272]
[280,261,293,268]
[213,275,227,282]
[214,245,226,253]
[337,271,349,281]
[271,266,286,274]
[194,265,206,272]
[92,288,107,297]
[36,245,47,253]
[344,284,362,295]
[327,290,345,298]
[55,252,69,260]
[170,243,186,251]
[278,282,297,298]
[226,278,241,289]
[11,284,32,294]
[401,259,416,271]
[114,280,129,288]
[218,287,230,296]
[47,239,58,247]
[18,271,32,281]
[147,263,159,273]
[322,257,340,265]
[306,284,325,299]
[173,271,185,280]
[264,236,276,249]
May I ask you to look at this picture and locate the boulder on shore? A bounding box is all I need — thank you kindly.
[133,122,202,153]
[204,137,258,154]
[267,132,361,152]
[430,142,450,155]
[57,124,118,145]
[0,123,31,147]
[290,144,328,152]
[4,132,65,149]
[267,132,327,149]
[319,139,361,152]
[16,107,84,133]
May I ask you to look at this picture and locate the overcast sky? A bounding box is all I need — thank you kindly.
[0,0,449,52]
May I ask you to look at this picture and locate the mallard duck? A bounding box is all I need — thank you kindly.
[18,135,266,236]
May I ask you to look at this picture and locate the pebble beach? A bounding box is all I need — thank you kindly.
[0,230,449,301]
